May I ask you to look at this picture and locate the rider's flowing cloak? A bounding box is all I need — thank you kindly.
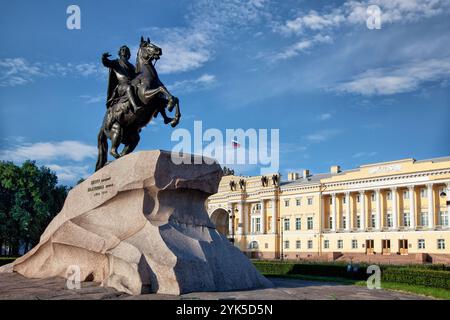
[105,66,119,109]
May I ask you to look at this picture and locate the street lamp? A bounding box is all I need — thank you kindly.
[227,208,238,245]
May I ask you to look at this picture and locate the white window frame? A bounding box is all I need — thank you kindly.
[295,217,301,230]
[437,239,445,250]
[418,239,425,249]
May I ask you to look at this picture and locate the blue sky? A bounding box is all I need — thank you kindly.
[0,0,449,184]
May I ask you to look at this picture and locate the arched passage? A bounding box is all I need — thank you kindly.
[210,208,229,236]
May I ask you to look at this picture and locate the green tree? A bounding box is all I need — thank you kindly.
[0,161,68,256]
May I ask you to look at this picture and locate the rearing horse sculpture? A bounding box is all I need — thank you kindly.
[95,37,181,171]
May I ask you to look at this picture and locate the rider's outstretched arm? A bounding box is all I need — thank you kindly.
[101,53,115,68]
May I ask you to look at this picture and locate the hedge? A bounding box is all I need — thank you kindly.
[253,261,450,289]
[253,261,367,280]
[382,268,450,289]
[0,258,16,267]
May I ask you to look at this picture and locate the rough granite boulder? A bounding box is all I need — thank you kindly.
[0,150,272,295]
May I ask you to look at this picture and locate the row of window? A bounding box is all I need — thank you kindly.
[284,197,314,207]
[283,239,447,250]
[283,217,314,231]
[284,240,314,249]
[327,211,449,229]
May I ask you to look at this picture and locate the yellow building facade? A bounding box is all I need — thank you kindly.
[207,157,450,264]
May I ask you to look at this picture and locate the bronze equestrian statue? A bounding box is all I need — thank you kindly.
[95,37,181,171]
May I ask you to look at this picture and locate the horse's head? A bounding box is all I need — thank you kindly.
[138,36,162,64]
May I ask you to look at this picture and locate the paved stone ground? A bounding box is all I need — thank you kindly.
[0,273,431,300]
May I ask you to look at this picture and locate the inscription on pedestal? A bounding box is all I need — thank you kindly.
[87,177,114,197]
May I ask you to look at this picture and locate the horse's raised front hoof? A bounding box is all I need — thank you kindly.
[164,117,174,125]
[170,118,180,128]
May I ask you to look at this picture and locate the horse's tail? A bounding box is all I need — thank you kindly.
[95,127,108,172]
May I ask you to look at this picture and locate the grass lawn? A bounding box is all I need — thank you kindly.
[264,273,450,300]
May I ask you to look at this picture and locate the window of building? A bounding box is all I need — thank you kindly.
[420,188,427,198]
[328,216,333,229]
[329,197,333,205]
[403,190,409,199]
[437,239,445,250]
[284,199,290,207]
[255,203,261,210]
[403,212,410,227]
[352,239,358,249]
[284,240,289,249]
[307,217,313,230]
[356,215,361,229]
[342,216,347,229]
[371,193,375,201]
[295,217,301,230]
[439,211,449,227]
[386,213,393,228]
[324,240,330,249]
[255,218,261,232]
[296,198,301,206]
[337,240,343,249]
[420,212,428,227]
[418,239,425,249]
[284,218,290,231]
[371,214,376,228]
[265,243,268,249]
[296,240,301,249]
[249,241,258,249]
[386,191,392,200]
[307,240,313,249]
[307,197,313,205]
[356,195,360,203]
[343,197,346,204]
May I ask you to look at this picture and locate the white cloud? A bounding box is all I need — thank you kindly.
[142,0,272,74]
[317,113,332,121]
[168,73,217,93]
[333,57,450,96]
[79,94,104,104]
[0,58,105,87]
[277,0,450,36]
[0,140,97,162]
[272,0,450,61]
[278,9,344,35]
[305,129,341,143]
[275,34,332,60]
[46,164,91,183]
[352,151,378,158]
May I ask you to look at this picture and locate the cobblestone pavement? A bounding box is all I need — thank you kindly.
[0,273,432,300]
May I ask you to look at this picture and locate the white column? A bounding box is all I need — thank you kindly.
[238,201,244,235]
[227,203,233,235]
[260,200,266,234]
[447,183,450,221]
[360,191,366,231]
[408,186,416,229]
[271,198,277,234]
[321,195,325,231]
[345,192,351,231]
[331,193,337,232]
[391,187,398,230]
[375,189,381,230]
[427,183,435,229]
